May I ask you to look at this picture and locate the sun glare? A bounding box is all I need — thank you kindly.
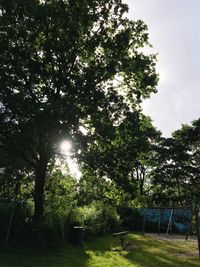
[60,140,72,155]
[60,140,81,179]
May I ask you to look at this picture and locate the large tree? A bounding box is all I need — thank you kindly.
[0,0,158,220]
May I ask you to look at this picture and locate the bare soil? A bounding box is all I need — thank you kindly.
[145,233,199,258]
[145,233,197,242]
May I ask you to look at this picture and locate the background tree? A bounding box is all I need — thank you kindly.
[78,111,161,201]
[77,169,132,207]
[152,118,200,207]
[0,0,158,221]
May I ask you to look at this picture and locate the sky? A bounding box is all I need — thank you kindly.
[124,0,200,137]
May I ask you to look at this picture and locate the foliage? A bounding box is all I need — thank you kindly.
[78,112,161,199]
[70,201,120,237]
[43,166,77,243]
[0,167,78,248]
[77,169,132,206]
[0,0,158,220]
[0,201,32,245]
[45,165,77,215]
[152,118,200,207]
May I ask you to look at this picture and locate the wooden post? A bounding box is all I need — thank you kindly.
[158,209,161,234]
[195,209,200,258]
[5,178,20,248]
[142,209,147,233]
[186,206,194,241]
[166,209,173,235]
[5,203,14,249]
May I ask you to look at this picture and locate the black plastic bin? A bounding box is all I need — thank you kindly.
[71,226,84,245]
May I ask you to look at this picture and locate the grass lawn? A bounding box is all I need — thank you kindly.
[0,233,200,267]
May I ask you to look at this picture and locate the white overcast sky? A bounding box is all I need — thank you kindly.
[124,0,200,137]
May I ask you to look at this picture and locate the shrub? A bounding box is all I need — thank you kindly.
[0,201,32,247]
[69,202,120,238]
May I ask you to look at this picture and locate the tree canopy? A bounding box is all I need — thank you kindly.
[152,118,200,207]
[0,0,158,220]
[78,111,161,198]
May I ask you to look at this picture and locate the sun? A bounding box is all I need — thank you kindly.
[60,140,72,155]
[60,140,81,179]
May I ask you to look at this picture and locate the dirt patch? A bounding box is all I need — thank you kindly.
[145,233,199,258]
[171,251,199,258]
[145,233,197,243]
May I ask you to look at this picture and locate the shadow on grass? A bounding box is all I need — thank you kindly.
[0,244,89,267]
[1,234,199,267]
[85,233,200,267]
[124,234,200,267]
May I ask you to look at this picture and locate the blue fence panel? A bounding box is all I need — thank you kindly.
[138,208,192,233]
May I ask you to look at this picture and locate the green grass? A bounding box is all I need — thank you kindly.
[0,233,200,267]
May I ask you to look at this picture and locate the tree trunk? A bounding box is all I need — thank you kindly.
[139,168,145,195]
[33,160,48,222]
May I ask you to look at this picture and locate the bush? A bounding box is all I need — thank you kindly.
[0,201,32,247]
[69,202,120,238]
[0,203,11,244]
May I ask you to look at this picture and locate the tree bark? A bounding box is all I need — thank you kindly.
[33,160,48,222]
[33,132,52,222]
